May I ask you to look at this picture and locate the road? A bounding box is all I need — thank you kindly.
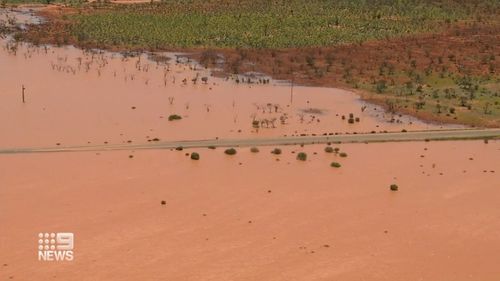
[0,128,499,155]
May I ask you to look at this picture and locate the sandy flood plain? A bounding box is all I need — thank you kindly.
[1,140,499,281]
[0,39,457,149]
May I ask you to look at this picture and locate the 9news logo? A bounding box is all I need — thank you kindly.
[37,232,74,261]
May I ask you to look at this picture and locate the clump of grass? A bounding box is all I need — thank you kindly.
[271,148,282,155]
[252,120,260,128]
[250,147,259,153]
[390,184,399,191]
[168,114,182,121]
[324,146,334,153]
[339,152,348,157]
[330,162,341,168]
[190,152,200,160]
[224,148,237,155]
[296,152,307,161]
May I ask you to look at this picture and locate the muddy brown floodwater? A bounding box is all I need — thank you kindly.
[0,11,499,281]
[1,141,499,280]
[0,39,459,149]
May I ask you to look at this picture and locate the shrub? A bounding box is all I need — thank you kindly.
[250,147,260,153]
[330,162,341,168]
[324,146,334,153]
[297,152,307,161]
[334,147,340,153]
[190,152,200,160]
[339,152,348,157]
[168,114,182,121]
[252,120,260,128]
[271,148,282,155]
[225,148,237,155]
[390,184,399,191]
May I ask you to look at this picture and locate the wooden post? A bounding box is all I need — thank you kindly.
[22,85,25,103]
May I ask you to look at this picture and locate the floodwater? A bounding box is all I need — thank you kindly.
[0,37,457,149]
[1,141,499,280]
[1,8,498,281]
[0,7,43,28]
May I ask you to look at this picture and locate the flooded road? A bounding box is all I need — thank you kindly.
[1,8,499,281]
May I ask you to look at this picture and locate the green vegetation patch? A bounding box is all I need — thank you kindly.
[330,162,341,168]
[168,114,182,121]
[68,0,498,49]
[296,152,307,161]
[190,152,200,160]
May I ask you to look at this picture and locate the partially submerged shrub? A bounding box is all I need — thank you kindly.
[190,152,200,160]
[324,146,334,153]
[390,184,399,191]
[330,162,341,168]
[297,152,307,161]
[225,148,237,155]
[271,148,282,155]
[252,120,260,128]
[250,147,260,153]
[168,114,182,121]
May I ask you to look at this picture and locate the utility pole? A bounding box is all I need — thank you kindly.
[22,85,25,103]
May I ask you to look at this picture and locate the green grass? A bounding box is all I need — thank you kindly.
[68,0,499,49]
[359,71,500,126]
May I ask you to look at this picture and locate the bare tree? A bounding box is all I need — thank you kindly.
[266,103,273,113]
[269,118,277,128]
